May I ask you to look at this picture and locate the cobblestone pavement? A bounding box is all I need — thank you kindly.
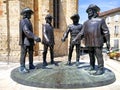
[0,53,120,90]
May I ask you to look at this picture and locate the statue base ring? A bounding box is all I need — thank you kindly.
[11,61,116,89]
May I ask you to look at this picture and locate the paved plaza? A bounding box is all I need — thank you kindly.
[0,53,120,90]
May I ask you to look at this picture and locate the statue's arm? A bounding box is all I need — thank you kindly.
[101,19,110,49]
[43,25,49,42]
[61,27,70,42]
[23,24,35,39]
[22,21,41,42]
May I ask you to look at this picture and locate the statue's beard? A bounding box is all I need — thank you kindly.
[88,12,93,16]
[88,14,93,19]
[88,13,98,19]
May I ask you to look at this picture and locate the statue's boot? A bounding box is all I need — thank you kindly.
[19,66,29,73]
[50,52,55,64]
[43,60,48,66]
[93,68,104,75]
[67,60,71,66]
[29,51,35,69]
[42,53,48,66]
[29,64,35,69]
[76,58,80,66]
[88,65,95,71]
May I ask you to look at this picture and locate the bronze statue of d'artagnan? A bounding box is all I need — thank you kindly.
[42,14,57,66]
[73,4,110,75]
[19,8,41,73]
[62,14,82,66]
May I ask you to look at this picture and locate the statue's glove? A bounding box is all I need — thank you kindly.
[34,36,41,42]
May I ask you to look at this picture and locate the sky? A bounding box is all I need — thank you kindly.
[78,0,120,23]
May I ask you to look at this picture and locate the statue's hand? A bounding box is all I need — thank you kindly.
[61,38,65,42]
[34,36,41,42]
[46,40,51,45]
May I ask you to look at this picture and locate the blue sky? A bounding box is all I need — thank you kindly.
[78,0,120,23]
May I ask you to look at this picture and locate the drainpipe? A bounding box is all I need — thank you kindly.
[6,0,10,64]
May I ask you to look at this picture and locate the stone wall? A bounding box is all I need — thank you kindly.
[8,0,20,61]
[37,0,78,57]
[0,0,78,62]
[54,0,78,57]
[54,0,68,57]
[37,0,50,57]
[0,0,8,61]
[0,0,34,62]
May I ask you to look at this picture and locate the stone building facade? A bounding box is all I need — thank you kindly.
[0,0,78,62]
[100,7,120,49]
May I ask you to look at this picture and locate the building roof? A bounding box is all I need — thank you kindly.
[99,7,120,17]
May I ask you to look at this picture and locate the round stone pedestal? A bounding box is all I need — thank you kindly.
[11,62,116,89]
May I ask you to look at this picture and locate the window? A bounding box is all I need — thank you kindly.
[106,16,111,24]
[114,26,119,36]
[114,15,119,22]
[114,39,119,49]
[53,0,60,28]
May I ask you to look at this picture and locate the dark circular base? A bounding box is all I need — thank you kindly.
[11,62,116,89]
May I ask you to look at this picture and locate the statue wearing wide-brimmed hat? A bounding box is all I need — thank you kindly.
[70,13,80,20]
[19,7,41,73]
[73,4,110,75]
[86,4,101,19]
[20,7,34,15]
[86,4,100,13]
[62,13,82,66]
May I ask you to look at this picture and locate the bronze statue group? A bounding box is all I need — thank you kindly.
[19,4,110,75]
